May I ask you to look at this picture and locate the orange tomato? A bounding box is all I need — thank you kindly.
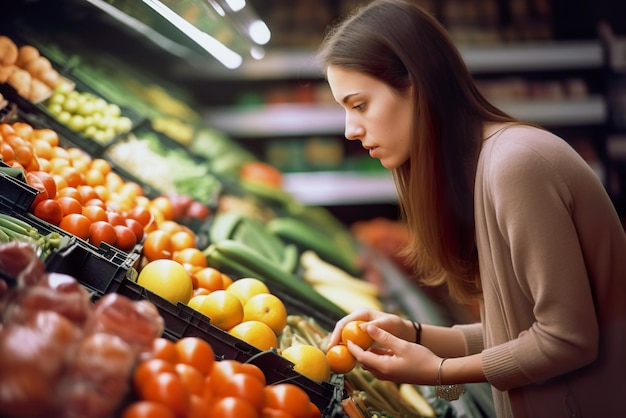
[33,198,63,226]
[240,161,283,189]
[143,230,173,261]
[89,220,117,247]
[175,363,205,396]
[59,213,91,240]
[188,394,213,418]
[134,358,177,396]
[56,186,83,203]
[121,401,176,418]
[175,337,215,376]
[150,196,175,221]
[212,373,266,411]
[141,372,190,418]
[77,185,99,203]
[170,230,195,252]
[326,344,357,374]
[192,267,226,292]
[172,247,206,268]
[209,396,259,418]
[264,384,312,418]
[341,320,373,350]
[151,338,179,364]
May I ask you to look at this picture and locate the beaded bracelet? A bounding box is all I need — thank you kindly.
[412,321,422,344]
[435,357,466,401]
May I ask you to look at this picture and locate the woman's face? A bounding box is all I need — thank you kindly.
[327,65,413,169]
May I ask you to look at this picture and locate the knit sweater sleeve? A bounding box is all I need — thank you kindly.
[477,130,600,391]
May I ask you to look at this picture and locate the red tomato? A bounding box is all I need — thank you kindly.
[82,205,108,223]
[114,224,137,251]
[89,220,117,247]
[125,218,145,242]
[151,338,179,364]
[121,401,176,418]
[25,172,49,210]
[127,206,153,228]
[29,171,57,199]
[133,359,177,397]
[56,196,82,216]
[107,210,126,226]
[33,198,63,225]
[188,394,213,418]
[143,230,173,261]
[59,213,91,240]
[175,363,205,396]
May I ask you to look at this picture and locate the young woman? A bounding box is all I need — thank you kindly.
[318,1,626,417]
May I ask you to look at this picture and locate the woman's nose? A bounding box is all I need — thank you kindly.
[344,114,363,141]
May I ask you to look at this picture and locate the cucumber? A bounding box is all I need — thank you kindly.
[204,239,347,319]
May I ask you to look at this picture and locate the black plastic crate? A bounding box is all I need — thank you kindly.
[0,162,37,212]
[90,273,344,415]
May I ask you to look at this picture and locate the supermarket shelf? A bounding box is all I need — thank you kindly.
[461,40,604,73]
[282,171,397,205]
[182,40,604,80]
[204,95,608,137]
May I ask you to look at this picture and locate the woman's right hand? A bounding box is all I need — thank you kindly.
[327,308,417,349]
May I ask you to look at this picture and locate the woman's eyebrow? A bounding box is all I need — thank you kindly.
[342,92,359,104]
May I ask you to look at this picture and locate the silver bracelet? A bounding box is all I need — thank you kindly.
[435,357,466,401]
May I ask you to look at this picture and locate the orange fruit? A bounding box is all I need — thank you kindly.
[187,294,207,311]
[137,259,193,304]
[170,230,195,252]
[196,290,243,331]
[228,320,278,351]
[226,277,270,305]
[243,293,287,335]
[341,320,373,350]
[281,344,330,383]
[326,344,357,374]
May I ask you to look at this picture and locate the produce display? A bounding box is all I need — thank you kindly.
[0,28,475,418]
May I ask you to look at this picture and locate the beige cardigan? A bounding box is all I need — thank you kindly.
[456,125,626,417]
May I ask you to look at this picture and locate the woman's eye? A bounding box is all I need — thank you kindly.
[352,103,365,111]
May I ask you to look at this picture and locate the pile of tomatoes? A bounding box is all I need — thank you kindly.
[124,336,322,418]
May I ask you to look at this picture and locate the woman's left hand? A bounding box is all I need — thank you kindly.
[348,322,440,385]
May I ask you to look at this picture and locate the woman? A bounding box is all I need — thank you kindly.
[318,1,626,417]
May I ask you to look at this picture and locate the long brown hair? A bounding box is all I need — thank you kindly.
[318,0,516,303]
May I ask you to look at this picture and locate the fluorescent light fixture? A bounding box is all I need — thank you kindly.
[225,0,246,13]
[249,19,271,45]
[206,0,226,16]
[142,0,242,69]
[250,46,265,60]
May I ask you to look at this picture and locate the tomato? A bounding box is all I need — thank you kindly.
[29,171,57,199]
[175,337,215,376]
[212,372,266,411]
[264,384,312,418]
[308,402,321,418]
[172,247,206,268]
[56,186,82,203]
[33,198,63,225]
[89,220,117,247]
[77,185,99,203]
[175,363,205,396]
[185,200,210,221]
[151,338,179,364]
[170,230,195,252]
[240,161,283,189]
[143,230,173,261]
[133,358,177,396]
[82,205,108,223]
[84,198,106,209]
[121,401,176,418]
[56,196,83,216]
[106,210,126,226]
[13,144,34,168]
[25,172,49,210]
[210,397,259,418]
[59,166,84,188]
[125,218,145,242]
[114,224,137,251]
[59,213,91,240]
[188,394,213,418]
[127,206,153,228]
[0,142,14,161]
[141,371,190,418]
[12,121,34,139]
[261,408,294,418]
